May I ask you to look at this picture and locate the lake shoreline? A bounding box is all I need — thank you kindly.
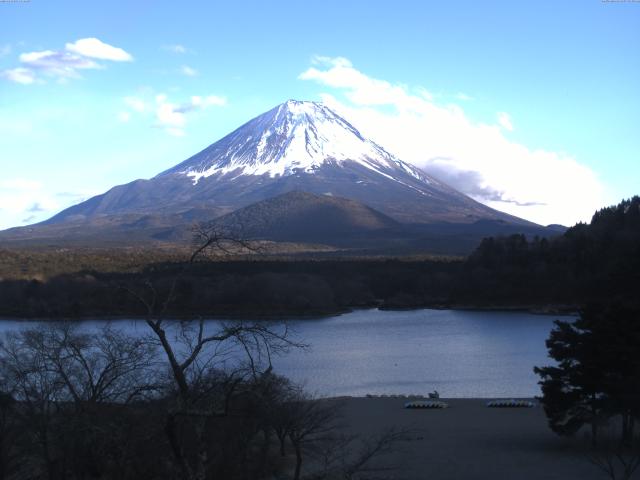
[0,303,578,322]
[328,394,539,400]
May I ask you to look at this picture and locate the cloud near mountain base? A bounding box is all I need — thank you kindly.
[300,56,604,227]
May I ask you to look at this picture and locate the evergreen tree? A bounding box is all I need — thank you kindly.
[535,305,640,445]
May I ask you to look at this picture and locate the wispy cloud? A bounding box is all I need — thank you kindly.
[0,179,56,228]
[0,179,101,230]
[0,67,36,85]
[0,44,11,57]
[118,92,226,136]
[300,56,604,226]
[124,96,146,112]
[497,112,513,131]
[27,202,46,213]
[155,94,226,136]
[163,44,188,54]
[155,94,186,131]
[1,38,132,85]
[117,111,131,123]
[19,50,101,79]
[455,92,473,101]
[180,65,198,76]
[188,95,226,109]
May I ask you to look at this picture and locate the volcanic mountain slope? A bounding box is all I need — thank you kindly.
[43,100,532,226]
[206,191,557,254]
[210,190,400,243]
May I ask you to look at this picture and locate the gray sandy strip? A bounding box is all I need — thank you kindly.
[335,397,603,480]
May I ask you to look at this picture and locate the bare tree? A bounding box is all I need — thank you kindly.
[0,323,160,480]
[0,390,19,480]
[287,395,343,480]
[16,323,158,406]
[1,328,72,479]
[310,428,412,480]
[122,222,304,480]
[587,423,640,480]
[266,384,412,480]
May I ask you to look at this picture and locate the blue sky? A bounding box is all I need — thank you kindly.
[0,0,638,228]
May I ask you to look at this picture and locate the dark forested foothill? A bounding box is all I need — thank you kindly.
[528,197,640,466]
[456,196,640,309]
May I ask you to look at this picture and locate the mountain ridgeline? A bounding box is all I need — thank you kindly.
[0,100,558,254]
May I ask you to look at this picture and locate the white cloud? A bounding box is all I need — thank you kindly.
[152,93,226,136]
[156,99,186,128]
[1,38,132,85]
[116,91,226,136]
[416,87,434,101]
[300,56,604,226]
[65,38,133,61]
[180,65,198,76]
[497,112,514,131]
[300,56,419,109]
[1,67,36,84]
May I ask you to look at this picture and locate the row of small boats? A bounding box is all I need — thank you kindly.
[404,399,536,409]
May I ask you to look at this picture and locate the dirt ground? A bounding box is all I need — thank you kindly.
[335,397,606,480]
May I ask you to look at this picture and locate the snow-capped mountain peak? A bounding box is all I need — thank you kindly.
[163,99,429,185]
[30,99,533,230]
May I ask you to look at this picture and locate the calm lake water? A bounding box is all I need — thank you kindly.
[0,309,571,398]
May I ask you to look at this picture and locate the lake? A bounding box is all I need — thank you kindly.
[0,309,570,398]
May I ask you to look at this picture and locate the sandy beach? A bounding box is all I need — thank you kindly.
[336,397,603,480]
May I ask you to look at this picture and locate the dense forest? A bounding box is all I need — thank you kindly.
[0,196,638,319]
[460,196,640,308]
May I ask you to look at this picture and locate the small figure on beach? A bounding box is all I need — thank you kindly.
[429,390,440,399]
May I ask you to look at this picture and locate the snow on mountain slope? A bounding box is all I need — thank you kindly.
[161,100,431,186]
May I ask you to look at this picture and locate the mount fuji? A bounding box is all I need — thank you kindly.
[1,100,554,252]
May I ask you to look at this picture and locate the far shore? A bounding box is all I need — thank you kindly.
[0,303,578,322]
